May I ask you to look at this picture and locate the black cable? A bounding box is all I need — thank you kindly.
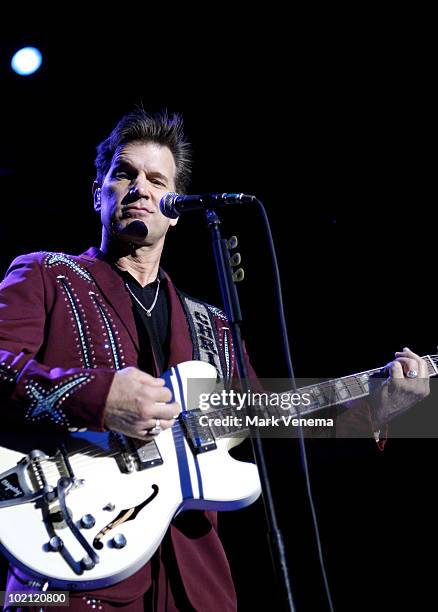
[255,198,335,612]
[206,209,296,611]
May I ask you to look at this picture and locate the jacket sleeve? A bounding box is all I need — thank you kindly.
[0,254,115,431]
[334,398,387,450]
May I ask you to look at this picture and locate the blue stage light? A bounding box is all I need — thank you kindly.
[11,47,43,76]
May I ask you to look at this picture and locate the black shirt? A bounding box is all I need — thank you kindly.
[116,267,170,374]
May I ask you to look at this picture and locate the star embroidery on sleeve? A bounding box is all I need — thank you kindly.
[25,374,91,426]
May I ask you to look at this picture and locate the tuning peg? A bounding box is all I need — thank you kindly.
[232,268,245,282]
[227,236,238,249]
[229,252,241,266]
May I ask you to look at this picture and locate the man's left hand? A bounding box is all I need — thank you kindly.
[372,347,430,427]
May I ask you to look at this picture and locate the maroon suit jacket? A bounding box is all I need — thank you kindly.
[0,247,245,610]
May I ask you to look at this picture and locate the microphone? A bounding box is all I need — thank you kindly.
[160,192,256,219]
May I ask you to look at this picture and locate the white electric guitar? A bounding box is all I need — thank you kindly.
[0,356,436,590]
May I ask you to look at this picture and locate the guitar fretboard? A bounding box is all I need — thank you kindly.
[189,354,438,440]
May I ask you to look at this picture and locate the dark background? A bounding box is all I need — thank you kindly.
[1,17,436,611]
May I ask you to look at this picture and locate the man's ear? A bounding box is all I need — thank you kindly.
[92,181,101,212]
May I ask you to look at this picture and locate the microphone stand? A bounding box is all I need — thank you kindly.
[205,209,295,612]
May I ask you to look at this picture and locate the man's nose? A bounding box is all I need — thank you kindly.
[131,173,156,198]
[128,182,150,199]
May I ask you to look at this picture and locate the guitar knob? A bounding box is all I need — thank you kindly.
[111,533,127,549]
[48,536,63,552]
[81,555,95,570]
[80,514,96,529]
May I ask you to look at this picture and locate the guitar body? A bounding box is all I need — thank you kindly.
[0,361,261,590]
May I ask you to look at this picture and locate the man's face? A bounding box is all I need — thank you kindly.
[95,141,178,247]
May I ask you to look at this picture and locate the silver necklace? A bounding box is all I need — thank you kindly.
[125,279,160,317]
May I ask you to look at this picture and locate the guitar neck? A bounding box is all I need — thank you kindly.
[199,354,438,440]
[296,353,438,414]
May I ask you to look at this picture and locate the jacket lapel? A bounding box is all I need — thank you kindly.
[78,249,194,367]
[79,248,140,352]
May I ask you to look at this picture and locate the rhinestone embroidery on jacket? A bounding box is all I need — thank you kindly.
[89,294,122,370]
[207,304,228,321]
[25,374,92,426]
[45,253,93,282]
[58,277,92,368]
[223,328,231,381]
[0,363,18,383]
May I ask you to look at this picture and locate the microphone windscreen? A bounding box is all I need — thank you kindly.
[127,220,149,239]
[160,192,180,219]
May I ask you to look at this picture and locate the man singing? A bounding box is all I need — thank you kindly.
[0,109,429,610]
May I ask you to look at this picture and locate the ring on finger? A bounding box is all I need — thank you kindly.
[152,418,161,434]
[146,419,161,436]
[406,369,418,378]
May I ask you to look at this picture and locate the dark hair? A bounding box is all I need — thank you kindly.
[95,109,192,193]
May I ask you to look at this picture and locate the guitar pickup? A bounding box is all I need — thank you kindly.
[180,412,217,454]
[133,441,163,470]
[110,433,163,472]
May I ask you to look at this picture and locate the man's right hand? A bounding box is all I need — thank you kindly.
[104,367,180,439]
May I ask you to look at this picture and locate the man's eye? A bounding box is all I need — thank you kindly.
[115,171,130,179]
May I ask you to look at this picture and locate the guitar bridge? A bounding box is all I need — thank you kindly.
[111,433,163,472]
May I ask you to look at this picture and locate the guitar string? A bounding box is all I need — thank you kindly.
[32,452,139,479]
[28,436,175,477]
[31,374,436,475]
[29,445,142,475]
[28,395,346,479]
[25,358,438,477]
[20,375,383,477]
[32,363,435,468]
